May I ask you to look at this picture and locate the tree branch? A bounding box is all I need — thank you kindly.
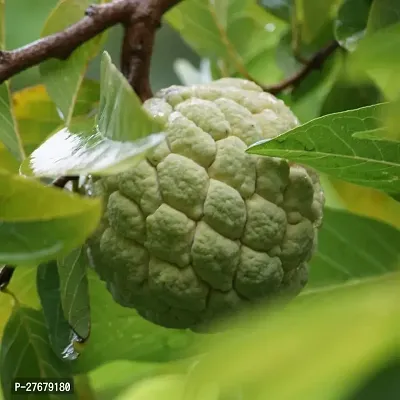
[264,41,340,95]
[0,0,181,101]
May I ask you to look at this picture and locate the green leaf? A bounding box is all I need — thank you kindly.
[57,247,90,340]
[308,208,400,288]
[294,0,339,44]
[20,117,164,177]
[0,265,40,340]
[0,147,19,173]
[0,170,101,265]
[366,0,400,33]
[258,0,292,21]
[74,271,197,373]
[39,0,106,125]
[334,0,373,51]
[37,262,77,360]
[320,77,382,115]
[351,23,400,100]
[179,274,400,400]
[247,103,400,194]
[0,305,76,400]
[166,0,285,81]
[98,52,163,141]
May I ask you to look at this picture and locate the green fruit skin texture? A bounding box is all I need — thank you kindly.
[87,78,325,331]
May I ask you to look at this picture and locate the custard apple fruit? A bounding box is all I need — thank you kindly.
[87,78,324,330]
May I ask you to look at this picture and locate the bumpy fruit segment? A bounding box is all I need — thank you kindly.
[87,78,324,331]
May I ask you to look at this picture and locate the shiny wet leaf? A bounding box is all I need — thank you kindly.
[20,118,164,177]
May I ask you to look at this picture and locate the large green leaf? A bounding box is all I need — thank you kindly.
[57,247,90,340]
[166,0,285,83]
[0,305,76,400]
[114,274,400,400]
[0,170,101,264]
[247,103,400,194]
[39,0,106,126]
[334,0,373,51]
[37,262,77,360]
[21,53,164,177]
[73,271,197,373]
[308,208,400,288]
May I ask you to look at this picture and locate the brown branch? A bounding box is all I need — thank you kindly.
[0,0,181,101]
[264,41,340,95]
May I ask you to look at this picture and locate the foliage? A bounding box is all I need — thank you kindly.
[0,0,399,399]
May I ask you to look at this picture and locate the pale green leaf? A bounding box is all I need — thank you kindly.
[98,52,163,141]
[57,247,90,340]
[0,169,101,264]
[247,103,400,194]
[39,0,106,125]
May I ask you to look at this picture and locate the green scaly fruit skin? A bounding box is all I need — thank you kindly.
[86,78,325,331]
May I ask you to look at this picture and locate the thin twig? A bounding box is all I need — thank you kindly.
[264,41,340,95]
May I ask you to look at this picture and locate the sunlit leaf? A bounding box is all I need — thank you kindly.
[20,118,164,177]
[12,80,100,154]
[74,270,197,374]
[0,304,76,400]
[166,0,285,82]
[37,262,77,360]
[308,208,400,288]
[57,247,90,340]
[326,178,400,229]
[179,274,400,400]
[247,103,400,194]
[0,170,101,264]
[39,0,106,125]
[0,265,39,340]
[334,0,373,51]
[0,147,19,173]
